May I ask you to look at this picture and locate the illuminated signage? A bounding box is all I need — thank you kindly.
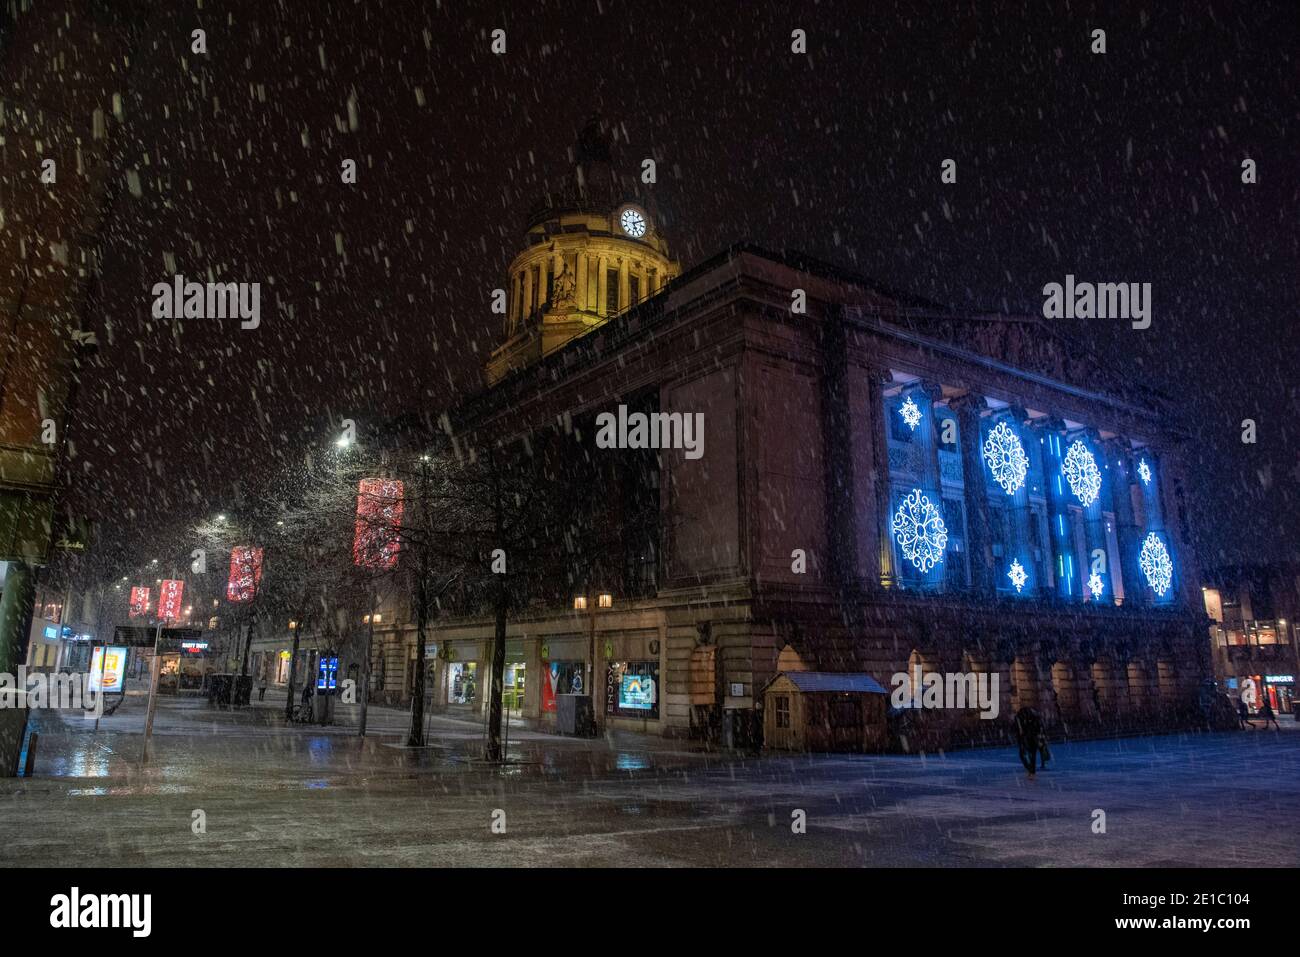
[353,478,404,569]
[158,579,185,622]
[88,645,128,694]
[606,661,659,719]
[1265,675,1295,684]
[129,587,150,618]
[43,625,58,640]
[316,655,339,693]
[226,546,264,602]
[180,641,209,653]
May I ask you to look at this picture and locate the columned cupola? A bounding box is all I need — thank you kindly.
[486,120,680,384]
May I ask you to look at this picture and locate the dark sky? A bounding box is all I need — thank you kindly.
[50,0,1299,568]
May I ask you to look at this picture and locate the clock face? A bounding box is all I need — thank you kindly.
[620,207,647,238]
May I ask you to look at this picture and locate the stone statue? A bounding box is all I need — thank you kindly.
[550,260,577,312]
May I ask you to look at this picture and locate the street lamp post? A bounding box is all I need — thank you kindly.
[577,592,613,732]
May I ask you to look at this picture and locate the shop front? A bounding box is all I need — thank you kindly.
[448,660,480,706]
[1226,673,1295,715]
[538,636,590,729]
[600,629,664,732]
[1262,674,1295,714]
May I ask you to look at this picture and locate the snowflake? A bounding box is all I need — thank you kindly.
[891,488,948,573]
[1007,558,1027,593]
[1139,532,1173,596]
[899,395,922,431]
[1088,571,1105,599]
[1137,458,1151,485]
[1062,439,1102,507]
[982,421,1029,494]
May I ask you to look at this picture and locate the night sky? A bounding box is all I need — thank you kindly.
[43,0,1298,568]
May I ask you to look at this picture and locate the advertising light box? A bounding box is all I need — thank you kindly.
[606,661,660,719]
[88,645,128,694]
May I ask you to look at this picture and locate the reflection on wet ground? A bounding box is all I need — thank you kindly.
[2,696,1296,867]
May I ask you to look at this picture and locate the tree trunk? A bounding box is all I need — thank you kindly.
[239,606,256,677]
[358,587,375,738]
[408,569,427,747]
[485,583,507,761]
[485,452,508,762]
[284,626,302,721]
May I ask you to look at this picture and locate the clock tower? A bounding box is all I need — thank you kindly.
[486,124,680,384]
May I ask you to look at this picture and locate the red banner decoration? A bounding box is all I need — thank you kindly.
[129,586,150,618]
[226,546,264,602]
[158,579,185,622]
[353,478,404,569]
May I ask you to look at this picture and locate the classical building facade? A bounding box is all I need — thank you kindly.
[368,180,1211,751]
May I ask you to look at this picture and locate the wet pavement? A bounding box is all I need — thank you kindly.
[1,695,1297,867]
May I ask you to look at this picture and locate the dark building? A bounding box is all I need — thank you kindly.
[363,164,1211,752]
[1203,564,1299,717]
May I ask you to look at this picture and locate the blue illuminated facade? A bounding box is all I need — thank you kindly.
[881,378,1177,609]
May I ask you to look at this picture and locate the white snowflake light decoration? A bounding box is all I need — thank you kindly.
[1007,558,1028,593]
[1139,532,1173,597]
[1137,458,1152,485]
[1062,439,1102,507]
[899,395,922,431]
[982,421,1029,494]
[891,488,948,573]
[1088,571,1105,599]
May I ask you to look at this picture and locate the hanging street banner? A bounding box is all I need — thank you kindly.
[128,586,151,618]
[157,579,185,622]
[353,478,404,569]
[226,545,263,602]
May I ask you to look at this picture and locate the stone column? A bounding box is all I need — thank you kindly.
[869,371,897,589]
[951,393,993,593]
[918,383,943,491]
[1075,430,1111,604]
[1104,440,1143,607]
[1036,417,1078,600]
[596,255,608,316]
[618,257,630,314]
[576,254,589,312]
[521,265,534,322]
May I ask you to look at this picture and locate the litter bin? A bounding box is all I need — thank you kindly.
[556,694,596,737]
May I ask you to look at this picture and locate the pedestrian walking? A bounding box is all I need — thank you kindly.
[258,677,268,702]
[1259,699,1281,731]
[1237,697,1255,730]
[1014,706,1043,776]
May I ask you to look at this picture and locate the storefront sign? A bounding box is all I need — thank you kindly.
[129,586,150,618]
[1265,675,1294,684]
